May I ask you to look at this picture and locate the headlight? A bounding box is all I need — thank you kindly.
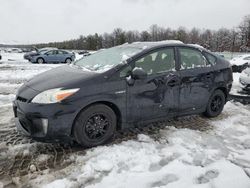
[31,88,79,104]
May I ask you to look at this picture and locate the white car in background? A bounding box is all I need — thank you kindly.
[239,68,250,93]
[230,54,250,66]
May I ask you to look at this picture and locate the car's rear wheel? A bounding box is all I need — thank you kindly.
[204,90,225,117]
[65,58,72,64]
[73,104,116,147]
[37,58,44,64]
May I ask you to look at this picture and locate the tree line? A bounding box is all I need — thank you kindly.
[35,15,250,52]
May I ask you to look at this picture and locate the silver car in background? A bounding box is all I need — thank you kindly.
[25,49,75,64]
[24,47,57,61]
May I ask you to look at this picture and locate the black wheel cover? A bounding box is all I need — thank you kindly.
[73,104,117,147]
[85,114,110,140]
[204,89,226,118]
[210,95,223,112]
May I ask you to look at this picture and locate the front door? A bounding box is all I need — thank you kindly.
[125,47,181,124]
[45,50,58,62]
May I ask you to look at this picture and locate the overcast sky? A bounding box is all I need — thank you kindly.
[0,0,249,44]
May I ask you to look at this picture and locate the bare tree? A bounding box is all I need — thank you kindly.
[34,15,250,52]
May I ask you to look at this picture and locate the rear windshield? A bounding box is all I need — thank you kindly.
[74,45,142,72]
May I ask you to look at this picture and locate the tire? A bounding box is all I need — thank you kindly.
[65,58,72,64]
[37,58,44,64]
[73,104,117,147]
[204,90,225,118]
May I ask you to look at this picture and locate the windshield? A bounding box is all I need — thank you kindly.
[74,45,142,72]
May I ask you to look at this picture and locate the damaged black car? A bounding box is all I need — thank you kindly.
[13,41,233,147]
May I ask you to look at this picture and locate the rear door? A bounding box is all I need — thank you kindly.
[177,47,214,114]
[124,47,181,124]
[57,50,68,63]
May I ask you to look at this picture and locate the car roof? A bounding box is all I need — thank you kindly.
[122,40,206,51]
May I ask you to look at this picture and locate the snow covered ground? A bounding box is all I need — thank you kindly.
[0,53,250,188]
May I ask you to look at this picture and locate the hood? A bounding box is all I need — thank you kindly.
[24,65,98,92]
[24,51,39,57]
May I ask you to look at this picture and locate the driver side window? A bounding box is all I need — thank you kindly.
[46,50,53,55]
[46,50,58,55]
[134,48,175,75]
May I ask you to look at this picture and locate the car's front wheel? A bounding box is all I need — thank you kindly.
[204,90,225,118]
[37,58,44,64]
[73,104,117,147]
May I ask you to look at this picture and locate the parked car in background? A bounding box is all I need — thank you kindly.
[24,47,58,61]
[21,48,34,53]
[78,50,91,57]
[230,54,250,66]
[27,49,75,64]
[10,48,23,53]
[78,50,88,55]
[13,41,233,147]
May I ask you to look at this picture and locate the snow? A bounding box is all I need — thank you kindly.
[0,52,250,188]
[230,73,242,95]
[42,179,74,188]
[0,52,28,63]
[132,40,183,45]
[188,44,205,49]
[122,54,130,61]
[35,110,250,187]
[30,100,250,187]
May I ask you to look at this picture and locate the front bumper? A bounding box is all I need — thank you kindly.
[24,55,32,61]
[13,99,78,142]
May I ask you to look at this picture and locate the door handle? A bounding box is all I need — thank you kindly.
[205,73,213,79]
[165,73,181,87]
[166,77,180,87]
[167,80,178,87]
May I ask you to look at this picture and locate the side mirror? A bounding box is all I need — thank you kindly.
[131,67,147,80]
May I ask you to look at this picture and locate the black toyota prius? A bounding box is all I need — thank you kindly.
[13,41,233,147]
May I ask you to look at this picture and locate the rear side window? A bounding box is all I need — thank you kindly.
[58,50,68,54]
[179,48,211,70]
[204,52,217,65]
